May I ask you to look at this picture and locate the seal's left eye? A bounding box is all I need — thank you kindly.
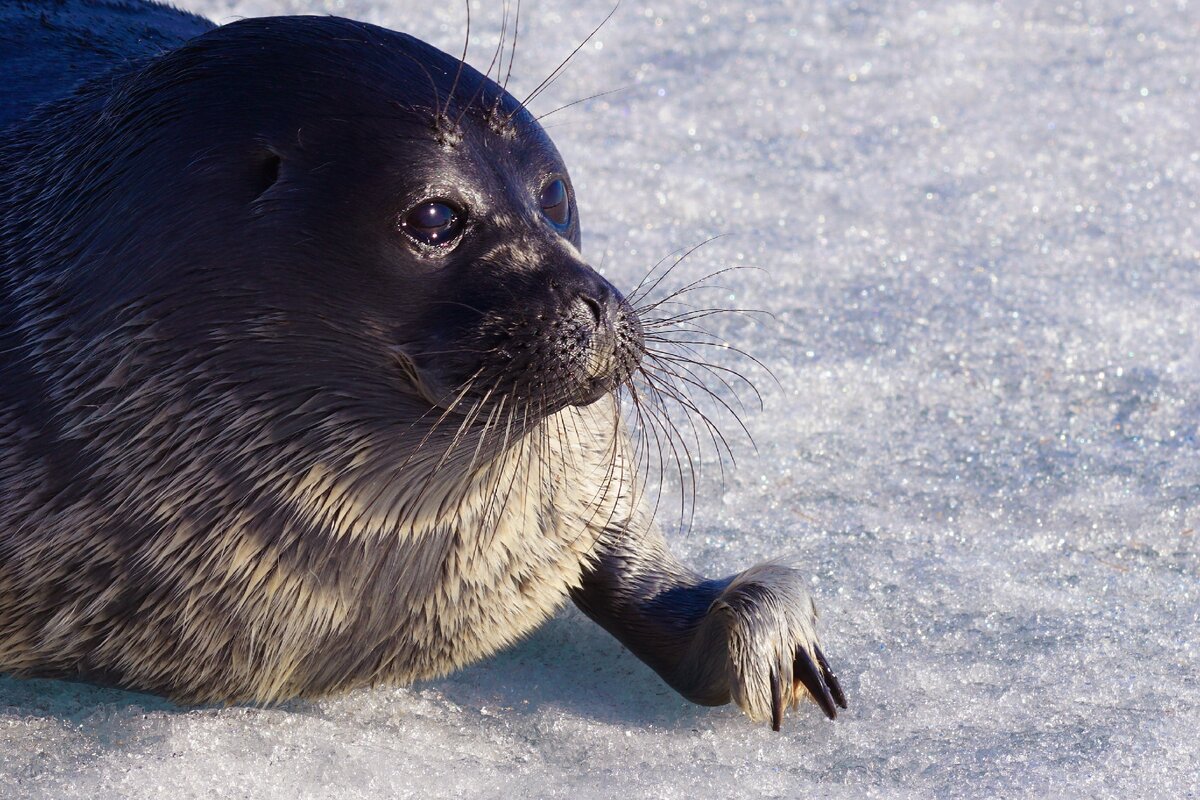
[540,179,571,229]
[401,201,464,247]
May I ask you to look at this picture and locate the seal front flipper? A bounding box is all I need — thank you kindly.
[711,564,847,727]
[571,530,847,729]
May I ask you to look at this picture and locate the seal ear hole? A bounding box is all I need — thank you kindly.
[253,153,282,199]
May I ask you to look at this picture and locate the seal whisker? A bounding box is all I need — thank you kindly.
[643,347,765,413]
[457,0,516,130]
[638,354,746,466]
[491,1,512,88]
[463,394,508,479]
[593,393,632,534]
[550,397,619,552]
[644,346,759,418]
[617,369,698,534]
[633,262,761,303]
[564,398,623,538]
[500,0,522,98]
[517,1,620,114]
[627,235,730,308]
[403,390,496,524]
[635,357,733,492]
[643,330,767,382]
[393,50,446,129]
[626,243,694,305]
[474,405,540,552]
[338,371,490,534]
[433,382,500,474]
[445,0,472,121]
[391,367,487,478]
[631,379,698,534]
[480,0,507,93]
[639,364,721,466]
[534,85,632,123]
[642,313,777,376]
[623,382,660,516]
[639,304,770,327]
[646,332,778,390]
[511,402,540,522]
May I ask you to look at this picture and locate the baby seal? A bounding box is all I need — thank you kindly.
[0,1,846,729]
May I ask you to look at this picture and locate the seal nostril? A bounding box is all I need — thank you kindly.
[579,294,603,326]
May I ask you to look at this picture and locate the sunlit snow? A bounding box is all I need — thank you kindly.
[2,1,1198,797]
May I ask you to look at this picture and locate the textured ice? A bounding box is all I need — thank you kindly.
[2,0,1198,797]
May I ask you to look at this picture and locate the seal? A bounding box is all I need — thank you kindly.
[0,1,846,729]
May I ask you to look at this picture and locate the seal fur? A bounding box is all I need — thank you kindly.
[0,2,845,727]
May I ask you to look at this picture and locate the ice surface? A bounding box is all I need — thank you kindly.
[3,0,1198,797]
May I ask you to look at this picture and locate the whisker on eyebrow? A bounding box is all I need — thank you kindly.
[517,2,621,116]
[445,0,472,121]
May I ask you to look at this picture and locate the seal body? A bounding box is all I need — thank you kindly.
[0,0,213,130]
[0,1,844,727]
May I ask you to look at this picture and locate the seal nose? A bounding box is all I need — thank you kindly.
[545,273,645,407]
[570,279,644,357]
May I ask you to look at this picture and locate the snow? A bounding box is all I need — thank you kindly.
[3,0,1199,797]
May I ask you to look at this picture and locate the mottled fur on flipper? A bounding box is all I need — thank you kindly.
[712,564,846,725]
[574,538,846,729]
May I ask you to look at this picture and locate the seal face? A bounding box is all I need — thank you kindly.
[0,4,844,728]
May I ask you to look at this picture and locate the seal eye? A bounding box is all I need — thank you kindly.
[540,179,571,229]
[401,201,464,246]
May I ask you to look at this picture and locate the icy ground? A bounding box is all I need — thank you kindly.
[3,0,1199,797]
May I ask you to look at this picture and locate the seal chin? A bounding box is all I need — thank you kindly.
[573,322,644,407]
[574,377,620,408]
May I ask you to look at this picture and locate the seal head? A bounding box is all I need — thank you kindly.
[9,15,642,428]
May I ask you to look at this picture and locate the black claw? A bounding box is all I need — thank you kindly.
[770,667,783,731]
[814,646,848,710]
[794,648,838,720]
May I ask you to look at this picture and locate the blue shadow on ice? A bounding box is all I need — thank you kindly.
[0,607,710,730]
